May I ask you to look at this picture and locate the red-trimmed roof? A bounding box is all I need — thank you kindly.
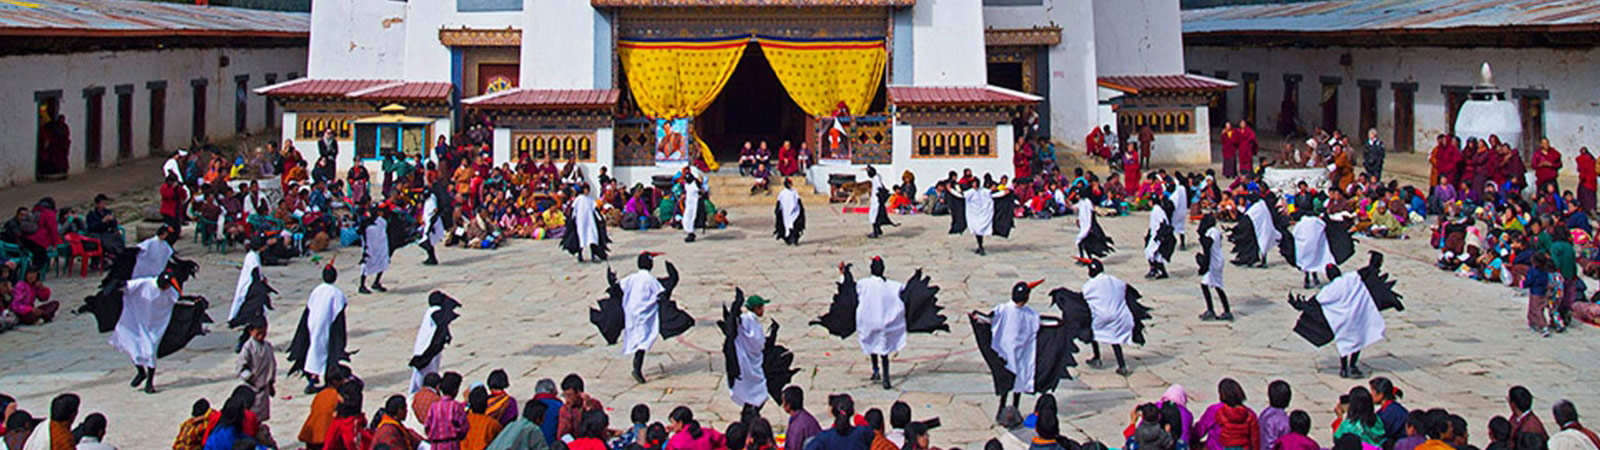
[349,81,455,101]
[256,79,397,98]
[464,89,620,108]
[0,0,308,39]
[887,85,1041,106]
[1097,74,1237,95]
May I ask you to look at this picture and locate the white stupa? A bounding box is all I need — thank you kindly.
[1453,62,1522,150]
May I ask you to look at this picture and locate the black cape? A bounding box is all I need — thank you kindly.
[1146,203,1177,263]
[78,250,199,333]
[1289,252,1405,347]
[947,191,1016,238]
[773,195,807,242]
[811,267,948,338]
[1196,232,1216,276]
[588,262,695,345]
[1079,217,1116,259]
[1050,285,1153,346]
[160,296,212,358]
[286,302,350,377]
[872,187,894,227]
[969,310,1079,395]
[226,269,276,329]
[560,207,612,260]
[410,292,461,369]
[719,288,800,402]
[385,211,419,256]
[1278,218,1356,269]
[944,190,967,234]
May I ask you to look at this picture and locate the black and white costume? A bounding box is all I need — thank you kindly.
[865,166,896,238]
[719,290,798,411]
[1229,194,1286,267]
[227,248,275,346]
[1073,195,1115,259]
[1288,252,1404,378]
[812,257,946,389]
[287,264,350,392]
[410,291,461,393]
[1280,215,1355,288]
[419,182,450,265]
[589,252,695,383]
[1051,260,1151,375]
[681,176,707,242]
[1194,216,1232,321]
[971,280,1079,421]
[80,264,209,394]
[773,181,806,245]
[951,180,1015,255]
[359,211,390,293]
[1143,197,1177,279]
[561,187,612,262]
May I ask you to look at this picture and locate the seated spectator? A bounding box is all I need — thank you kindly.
[10,268,55,325]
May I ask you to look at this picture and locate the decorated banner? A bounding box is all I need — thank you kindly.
[618,36,748,120]
[756,36,886,118]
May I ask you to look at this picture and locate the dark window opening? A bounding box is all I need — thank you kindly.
[84,88,104,168]
[117,89,133,159]
[149,86,166,153]
[192,80,208,144]
[235,76,249,134]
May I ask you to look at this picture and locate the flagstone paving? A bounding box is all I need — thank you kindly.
[0,202,1594,449]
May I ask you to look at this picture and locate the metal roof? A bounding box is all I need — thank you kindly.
[592,0,912,7]
[1183,0,1600,34]
[887,85,1041,107]
[349,82,455,102]
[0,0,309,38]
[1098,74,1237,94]
[462,89,621,109]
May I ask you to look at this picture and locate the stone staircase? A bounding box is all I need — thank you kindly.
[703,172,831,208]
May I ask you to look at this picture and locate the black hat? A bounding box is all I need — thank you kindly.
[638,251,663,270]
[1086,259,1105,278]
[869,256,886,277]
[429,291,462,309]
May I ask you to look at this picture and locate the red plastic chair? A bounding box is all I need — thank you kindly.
[64,234,105,277]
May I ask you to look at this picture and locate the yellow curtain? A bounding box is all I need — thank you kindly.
[756,36,886,117]
[618,37,748,120]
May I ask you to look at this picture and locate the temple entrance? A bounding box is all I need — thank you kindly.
[697,44,808,162]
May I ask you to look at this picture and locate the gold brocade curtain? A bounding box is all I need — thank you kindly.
[756,36,886,117]
[617,37,748,120]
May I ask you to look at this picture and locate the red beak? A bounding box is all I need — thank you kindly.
[1026,279,1044,289]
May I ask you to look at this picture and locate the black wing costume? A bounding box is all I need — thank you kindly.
[968,311,1079,395]
[811,266,949,337]
[410,291,462,369]
[589,262,695,344]
[719,289,800,402]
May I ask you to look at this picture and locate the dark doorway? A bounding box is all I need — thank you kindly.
[192,79,208,144]
[1319,81,1338,133]
[1358,81,1377,137]
[1519,93,1546,157]
[84,87,104,168]
[264,74,278,129]
[35,92,65,180]
[1211,71,1229,127]
[235,75,249,134]
[1443,86,1469,136]
[117,86,133,159]
[149,83,166,153]
[987,62,1025,93]
[696,44,807,162]
[1393,84,1415,153]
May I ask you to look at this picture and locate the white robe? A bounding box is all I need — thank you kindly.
[302,283,348,377]
[572,194,600,249]
[1291,217,1335,273]
[1202,227,1226,288]
[1170,185,1189,236]
[420,194,445,246]
[963,188,996,237]
[1075,198,1095,244]
[1083,274,1135,345]
[131,237,174,279]
[1317,274,1385,356]
[109,278,179,367]
[729,311,768,407]
[620,270,666,355]
[855,276,907,355]
[229,250,262,322]
[778,188,801,231]
[1144,204,1170,264]
[866,173,886,225]
[1245,200,1281,259]
[410,305,442,393]
[362,217,390,276]
[682,181,703,235]
[989,301,1040,394]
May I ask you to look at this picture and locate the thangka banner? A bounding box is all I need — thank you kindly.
[755,36,886,118]
[618,37,748,120]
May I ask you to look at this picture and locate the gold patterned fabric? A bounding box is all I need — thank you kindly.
[618,37,749,119]
[756,36,885,117]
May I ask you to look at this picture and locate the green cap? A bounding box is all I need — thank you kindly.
[746,295,771,307]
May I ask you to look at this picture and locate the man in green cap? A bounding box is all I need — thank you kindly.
[729,293,771,411]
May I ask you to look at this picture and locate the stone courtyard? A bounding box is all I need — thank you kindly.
[1,198,1595,449]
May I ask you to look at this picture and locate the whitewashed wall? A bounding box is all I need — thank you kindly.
[0,46,306,188]
[1091,0,1185,76]
[308,0,406,79]
[1186,45,1600,159]
[984,0,1101,150]
[402,0,522,82]
[913,0,988,85]
[1147,105,1209,165]
[524,0,600,89]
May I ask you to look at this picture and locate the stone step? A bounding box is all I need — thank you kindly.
[701,174,830,207]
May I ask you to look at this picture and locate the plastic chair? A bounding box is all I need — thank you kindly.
[63,234,105,277]
[0,241,31,275]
